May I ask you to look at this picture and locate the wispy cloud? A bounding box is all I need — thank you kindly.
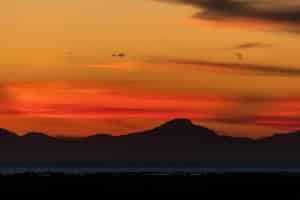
[233,42,272,50]
[86,61,140,70]
[155,58,300,77]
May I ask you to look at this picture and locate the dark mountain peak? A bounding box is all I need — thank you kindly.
[151,118,217,137]
[0,128,18,138]
[162,119,193,127]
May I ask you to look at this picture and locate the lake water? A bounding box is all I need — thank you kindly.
[1,162,300,174]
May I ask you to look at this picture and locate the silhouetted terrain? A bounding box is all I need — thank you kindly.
[1,119,300,164]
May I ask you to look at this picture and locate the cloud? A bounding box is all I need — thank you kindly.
[0,82,229,120]
[87,59,300,77]
[207,115,300,131]
[156,58,300,77]
[199,97,300,131]
[252,98,300,129]
[233,42,272,50]
[86,61,140,70]
[3,81,300,133]
[158,0,300,32]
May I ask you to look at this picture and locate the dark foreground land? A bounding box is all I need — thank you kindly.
[1,172,300,193]
[1,119,300,193]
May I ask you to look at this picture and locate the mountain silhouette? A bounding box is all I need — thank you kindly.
[148,118,217,137]
[0,118,300,164]
[260,130,300,144]
[0,128,18,138]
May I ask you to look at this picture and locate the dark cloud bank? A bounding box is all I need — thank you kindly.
[158,0,300,31]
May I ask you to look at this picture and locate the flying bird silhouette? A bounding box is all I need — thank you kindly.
[236,53,243,61]
[112,53,126,57]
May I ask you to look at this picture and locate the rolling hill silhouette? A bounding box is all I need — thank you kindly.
[0,119,300,164]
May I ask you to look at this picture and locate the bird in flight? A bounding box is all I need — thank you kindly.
[112,53,126,57]
[236,52,243,61]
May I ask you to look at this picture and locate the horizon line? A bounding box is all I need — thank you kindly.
[0,118,298,140]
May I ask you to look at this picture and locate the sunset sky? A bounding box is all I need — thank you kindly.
[1,0,300,138]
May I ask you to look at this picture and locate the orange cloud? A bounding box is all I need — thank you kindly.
[4,81,300,136]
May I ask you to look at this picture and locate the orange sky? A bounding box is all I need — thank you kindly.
[1,0,300,138]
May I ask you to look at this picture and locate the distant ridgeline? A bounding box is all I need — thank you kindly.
[0,119,300,163]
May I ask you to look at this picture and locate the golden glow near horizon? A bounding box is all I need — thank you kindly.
[1,0,300,138]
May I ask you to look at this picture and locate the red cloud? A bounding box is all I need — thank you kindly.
[0,82,231,120]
